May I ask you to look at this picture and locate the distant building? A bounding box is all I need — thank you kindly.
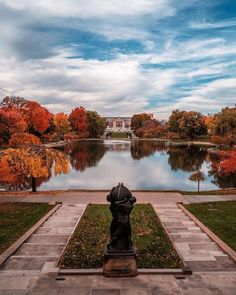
[105,114,154,132]
[105,117,132,132]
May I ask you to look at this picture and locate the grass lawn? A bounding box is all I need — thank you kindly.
[0,202,54,254]
[59,204,181,269]
[181,189,236,195]
[184,201,236,251]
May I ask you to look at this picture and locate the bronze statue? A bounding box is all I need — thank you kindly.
[106,183,136,252]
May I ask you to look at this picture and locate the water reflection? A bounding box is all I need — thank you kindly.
[168,147,207,172]
[0,140,235,191]
[65,140,108,171]
[130,141,165,160]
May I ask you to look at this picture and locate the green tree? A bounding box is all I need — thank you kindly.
[178,111,207,140]
[87,110,107,138]
[168,110,185,133]
[212,107,236,136]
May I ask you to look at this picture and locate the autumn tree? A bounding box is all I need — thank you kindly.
[168,110,185,133]
[211,107,236,136]
[178,111,207,140]
[9,133,41,147]
[0,146,69,192]
[131,113,152,131]
[69,107,88,137]
[87,110,107,138]
[53,113,71,138]
[204,115,214,135]
[0,97,52,135]
[0,108,27,144]
[189,170,205,192]
[211,149,236,176]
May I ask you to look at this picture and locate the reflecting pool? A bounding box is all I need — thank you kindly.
[1,140,235,191]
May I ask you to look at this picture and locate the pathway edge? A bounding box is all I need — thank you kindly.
[0,203,62,267]
[177,202,236,263]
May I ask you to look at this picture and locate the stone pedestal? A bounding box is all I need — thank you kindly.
[103,250,137,277]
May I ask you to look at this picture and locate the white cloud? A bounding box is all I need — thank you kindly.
[2,0,175,19]
[190,19,236,30]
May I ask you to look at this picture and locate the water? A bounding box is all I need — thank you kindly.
[1,140,235,191]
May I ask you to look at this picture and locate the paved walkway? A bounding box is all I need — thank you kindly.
[0,204,86,294]
[0,191,235,204]
[153,204,236,272]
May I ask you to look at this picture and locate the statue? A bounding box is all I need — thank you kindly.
[106,183,136,252]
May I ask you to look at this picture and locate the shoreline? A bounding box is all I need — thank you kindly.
[0,188,235,196]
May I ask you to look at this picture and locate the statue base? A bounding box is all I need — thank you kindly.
[103,248,137,277]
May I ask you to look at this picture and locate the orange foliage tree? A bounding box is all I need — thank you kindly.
[9,133,41,147]
[0,146,69,192]
[53,113,71,138]
[189,170,205,192]
[69,107,88,137]
[0,97,52,135]
[0,108,27,144]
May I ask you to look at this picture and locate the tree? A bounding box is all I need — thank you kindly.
[211,107,236,136]
[0,146,69,192]
[53,113,71,138]
[0,108,27,144]
[178,111,207,140]
[9,133,41,147]
[189,170,205,192]
[204,115,214,135]
[69,107,88,137]
[87,110,107,138]
[0,97,52,135]
[211,149,236,176]
[131,113,152,131]
[168,110,185,133]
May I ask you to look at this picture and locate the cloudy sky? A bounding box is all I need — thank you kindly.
[0,0,235,119]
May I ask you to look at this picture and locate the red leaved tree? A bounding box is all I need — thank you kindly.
[69,107,88,137]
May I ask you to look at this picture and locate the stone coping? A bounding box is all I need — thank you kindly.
[177,202,236,263]
[0,203,62,267]
[58,268,186,276]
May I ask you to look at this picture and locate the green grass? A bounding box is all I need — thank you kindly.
[0,202,54,254]
[180,189,236,195]
[59,204,181,269]
[110,132,128,138]
[184,201,236,251]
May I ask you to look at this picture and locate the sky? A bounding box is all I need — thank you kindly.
[0,0,235,119]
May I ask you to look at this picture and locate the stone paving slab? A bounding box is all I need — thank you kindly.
[8,272,234,295]
[153,204,236,271]
[27,234,70,243]
[1,204,86,274]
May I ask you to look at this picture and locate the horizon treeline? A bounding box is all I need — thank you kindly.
[0,96,235,147]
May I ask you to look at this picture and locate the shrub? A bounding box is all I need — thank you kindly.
[210,135,233,147]
[9,133,41,147]
[167,132,181,140]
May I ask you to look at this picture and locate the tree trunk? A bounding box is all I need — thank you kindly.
[32,176,37,192]
[197,180,200,192]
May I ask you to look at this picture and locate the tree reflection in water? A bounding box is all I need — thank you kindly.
[168,147,207,172]
[130,140,166,160]
[0,174,52,191]
[0,140,235,191]
[64,140,108,172]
